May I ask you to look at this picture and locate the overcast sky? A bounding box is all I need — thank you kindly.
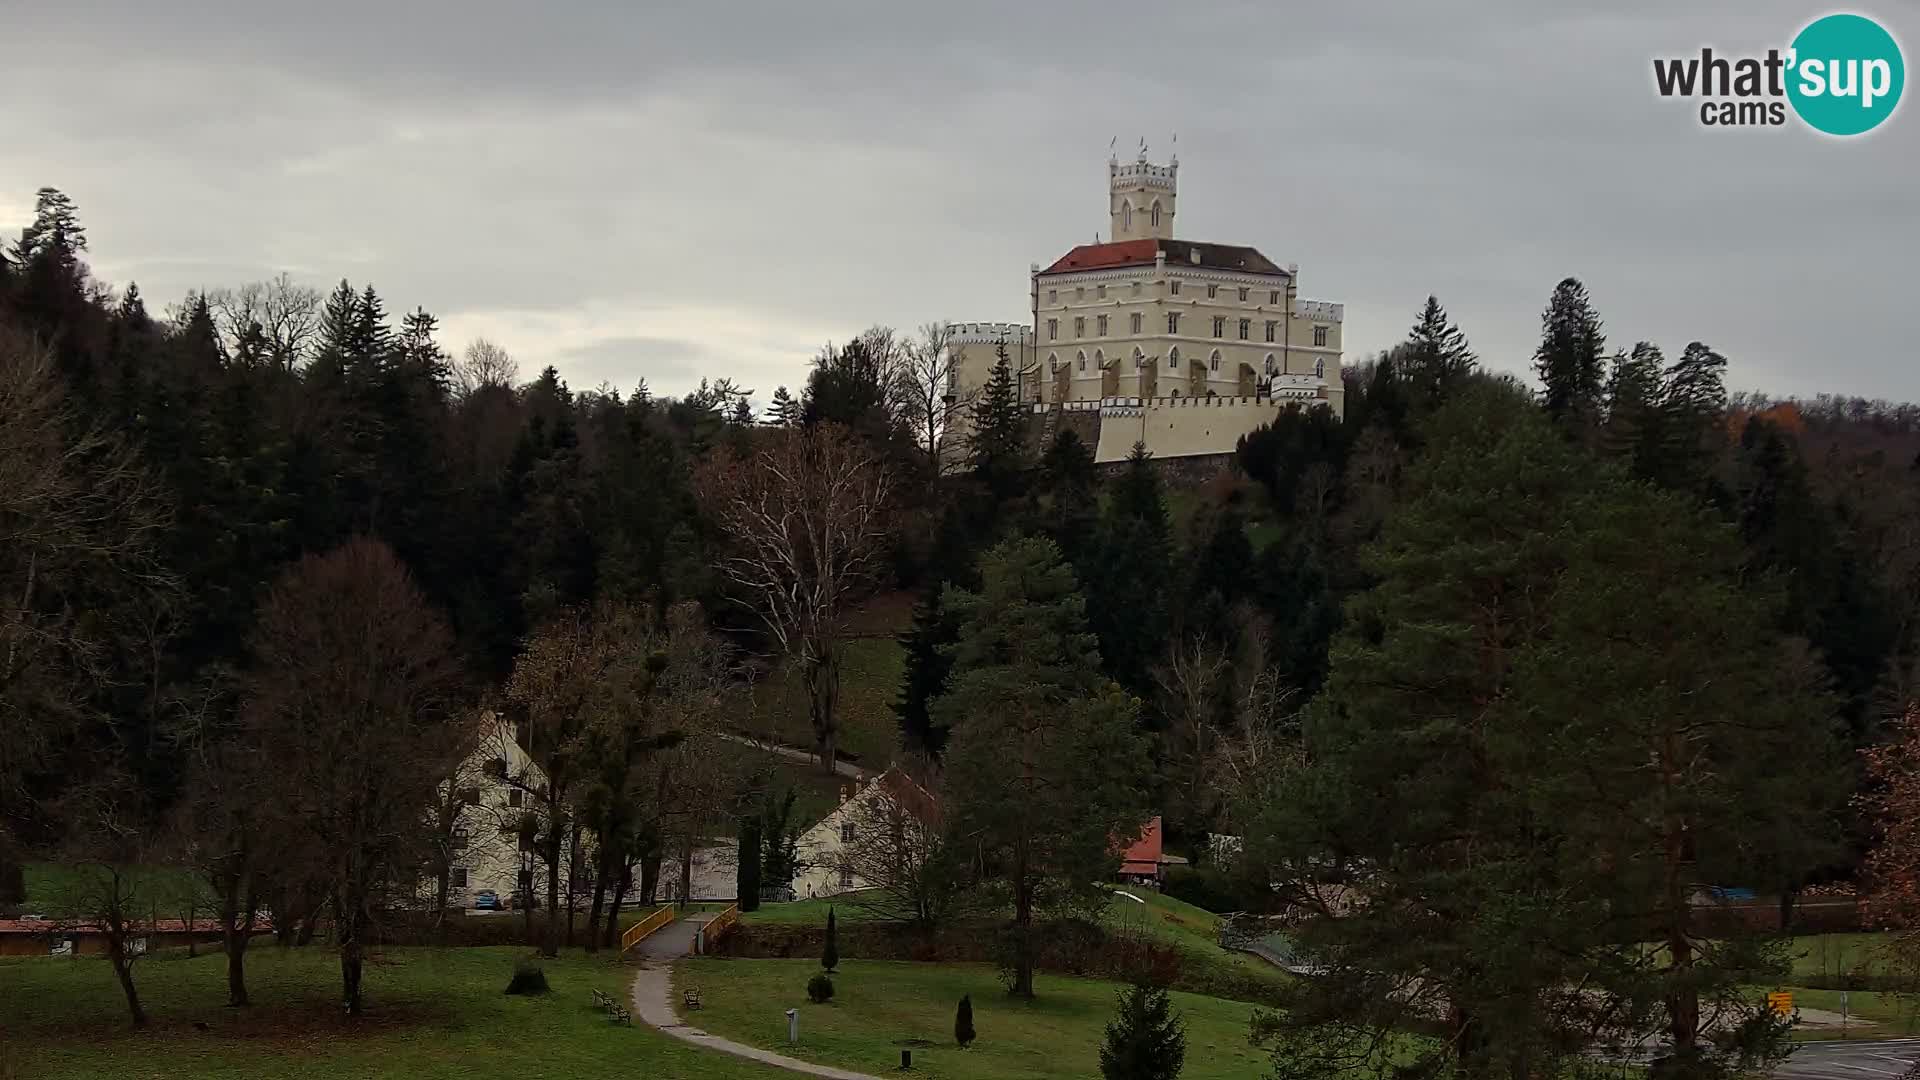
[3,1,1915,405]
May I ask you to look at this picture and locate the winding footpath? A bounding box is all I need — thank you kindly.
[628,912,884,1080]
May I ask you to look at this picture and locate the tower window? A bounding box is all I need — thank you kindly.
[1238,319,1250,340]
[1151,203,1161,228]
[1238,287,1249,302]
[1314,325,1329,347]
[1212,316,1225,338]
[1123,203,1132,231]
[1167,313,1180,334]
[1097,315,1108,336]
[1207,284,1218,299]
[1269,290,1280,305]
[1170,281,1181,296]
[1074,316,1085,338]
[1265,320,1277,343]
[1047,319,1058,341]
[1130,312,1143,334]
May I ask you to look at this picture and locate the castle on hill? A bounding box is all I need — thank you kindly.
[946,146,1344,466]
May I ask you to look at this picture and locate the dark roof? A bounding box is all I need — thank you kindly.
[1041,239,1288,277]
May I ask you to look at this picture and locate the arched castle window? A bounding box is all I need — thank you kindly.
[1048,353,1058,373]
[1123,202,1133,231]
[1171,389,1180,397]
[1093,349,1104,369]
[1168,346,1180,370]
[1151,202,1161,228]
[1076,350,1086,372]
[1133,347,1146,369]
[1264,354,1278,376]
[1209,349,1222,372]
[1314,357,1326,378]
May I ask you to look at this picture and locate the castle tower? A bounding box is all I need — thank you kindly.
[1109,143,1177,242]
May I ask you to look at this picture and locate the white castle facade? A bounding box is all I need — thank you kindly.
[946,149,1344,464]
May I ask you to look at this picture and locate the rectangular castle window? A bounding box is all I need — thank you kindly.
[1074,317,1085,338]
[1314,325,1329,347]
[1097,284,1107,299]
[1212,316,1225,337]
[1097,315,1108,336]
[1265,320,1277,343]
[1269,290,1280,305]
[1238,319,1250,340]
[1047,289,1057,303]
[1130,312,1143,334]
[1170,281,1181,296]
[1048,319,1058,340]
[1167,313,1180,334]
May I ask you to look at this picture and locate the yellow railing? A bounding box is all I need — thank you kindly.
[696,904,740,955]
[619,905,677,954]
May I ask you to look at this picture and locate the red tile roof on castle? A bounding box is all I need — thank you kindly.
[1041,239,1289,276]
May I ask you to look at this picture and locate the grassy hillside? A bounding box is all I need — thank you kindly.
[1,946,789,1079]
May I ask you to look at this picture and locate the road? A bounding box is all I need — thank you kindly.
[717,732,868,781]
[1777,1038,1920,1079]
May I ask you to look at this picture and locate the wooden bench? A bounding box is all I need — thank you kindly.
[682,987,702,1011]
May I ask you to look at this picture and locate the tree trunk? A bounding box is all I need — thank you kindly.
[585,855,609,955]
[219,868,251,1007]
[565,819,583,948]
[340,898,365,1016]
[640,852,661,905]
[604,862,632,949]
[1010,830,1034,999]
[1778,883,1800,934]
[806,647,840,775]
[433,862,451,939]
[107,935,146,1027]
[543,827,561,959]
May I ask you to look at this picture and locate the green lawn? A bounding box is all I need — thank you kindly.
[1786,932,1899,980]
[0,945,790,1079]
[741,890,898,926]
[751,633,908,770]
[23,861,210,918]
[675,957,1273,1080]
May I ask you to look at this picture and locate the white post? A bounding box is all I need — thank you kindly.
[786,1007,799,1045]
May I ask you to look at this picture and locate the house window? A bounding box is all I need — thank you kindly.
[841,821,855,844]
[508,789,522,808]
[1238,319,1250,340]
[839,867,854,887]
[452,825,470,850]
[1170,281,1181,296]
[452,867,469,888]
[1210,350,1222,372]
[1166,313,1179,334]
[1207,283,1218,299]
[1238,287,1249,302]
[1269,290,1280,305]
[519,831,533,853]
[1130,312,1142,334]
[1265,320,1277,343]
[1314,325,1329,347]
[1168,347,1180,369]
[1047,319,1058,340]
[1097,314,1108,337]
[458,787,480,806]
[1212,316,1225,337]
[1074,316,1085,338]
[1097,284,1107,299]
[1047,289,1057,303]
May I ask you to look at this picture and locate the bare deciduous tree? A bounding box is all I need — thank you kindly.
[205,273,322,368]
[836,766,972,930]
[697,423,893,773]
[900,321,976,476]
[0,328,173,908]
[243,538,469,1015]
[456,337,519,398]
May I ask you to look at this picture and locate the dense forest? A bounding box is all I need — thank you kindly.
[6,185,1920,1076]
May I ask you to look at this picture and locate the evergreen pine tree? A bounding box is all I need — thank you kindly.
[1401,295,1477,410]
[821,907,838,973]
[12,187,87,269]
[766,385,798,426]
[1654,340,1729,494]
[1533,277,1607,434]
[1098,984,1188,1080]
[955,994,976,1048]
[1084,443,1170,694]
[1602,342,1665,477]
[1037,427,1098,558]
[968,343,1028,499]
[729,396,754,425]
[894,589,958,756]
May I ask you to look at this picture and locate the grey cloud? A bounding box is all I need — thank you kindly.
[2,0,1915,402]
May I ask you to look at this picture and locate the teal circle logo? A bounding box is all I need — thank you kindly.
[1787,13,1904,135]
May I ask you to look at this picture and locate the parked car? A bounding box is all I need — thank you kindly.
[509,889,540,911]
[472,890,500,911]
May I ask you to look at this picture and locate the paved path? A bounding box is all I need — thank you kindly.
[718,732,868,781]
[1776,1037,1920,1079]
[629,947,885,1079]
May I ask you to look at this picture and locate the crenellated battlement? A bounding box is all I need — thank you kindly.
[947,321,1033,345]
[1109,160,1177,192]
[1296,299,1344,323]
